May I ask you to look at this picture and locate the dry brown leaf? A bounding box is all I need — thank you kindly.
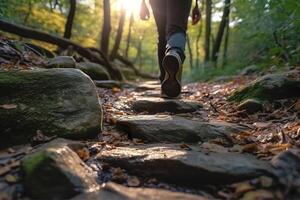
[127,176,140,187]
[0,166,11,176]
[0,104,17,110]
[112,87,121,94]
[242,143,258,153]
[232,182,254,197]
[294,99,300,111]
[267,143,291,155]
[76,147,90,161]
[259,176,273,188]
[241,189,274,200]
[5,174,18,183]
[180,143,192,150]
[109,117,117,125]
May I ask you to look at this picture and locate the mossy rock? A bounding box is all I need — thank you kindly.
[237,99,263,114]
[22,141,97,199]
[76,62,110,80]
[229,70,300,102]
[0,68,102,148]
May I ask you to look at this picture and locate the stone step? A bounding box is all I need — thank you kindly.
[131,97,203,114]
[98,144,274,186]
[135,82,161,92]
[72,182,208,200]
[116,115,247,143]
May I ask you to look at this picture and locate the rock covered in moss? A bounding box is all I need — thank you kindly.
[76,62,110,80]
[22,140,98,199]
[229,70,300,102]
[0,68,102,148]
[238,99,263,114]
[46,56,76,68]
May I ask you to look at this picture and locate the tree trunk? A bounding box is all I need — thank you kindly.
[196,0,204,68]
[187,34,194,69]
[222,15,230,66]
[204,0,212,62]
[211,0,231,63]
[109,7,126,61]
[63,0,76,39]
[0,19,123,80]
[100,0,111,56]
[124,12,134,59]
[23,0,33,26]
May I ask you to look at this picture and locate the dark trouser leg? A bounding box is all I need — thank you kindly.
[149,0,167,83]
[166,0,192,61]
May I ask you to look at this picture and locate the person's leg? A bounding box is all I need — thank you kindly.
[149,0,167,83]
[161,0,192,98]
[166,0,192,59]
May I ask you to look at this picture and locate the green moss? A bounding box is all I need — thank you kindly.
[22,151,46,175]
[228,84,266,102]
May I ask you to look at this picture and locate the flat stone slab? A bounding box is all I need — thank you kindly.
[72,182,207,200]
[135,82,161,92]
[116,115,247,143]
[98,144,274,186]
[131,97,203,114]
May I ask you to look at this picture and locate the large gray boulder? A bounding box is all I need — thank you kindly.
[0,68,102,148]
[76,62,110,80]
[98,144,274,185]
[22,139,98,199]
[131,97,203,114]
[116,115,247,143]
[72,182,207,200]
[229,70,300,102]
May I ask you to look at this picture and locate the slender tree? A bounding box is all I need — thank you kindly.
[195,0,204,68]
[63,0,76,39]
[100,0,111,56]
[187,34,194,69]
[124,12,134,59]
[204,0,212,62]
[222,13,230,66]
[110,6,126,60]
[211,0,231,63]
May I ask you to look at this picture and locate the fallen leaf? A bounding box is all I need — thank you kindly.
[231,182,254,197]
[259,176,273,188]
[0,166,11,176]
[241,190,274,200]
[76,147,90,161]
[180,143,192,151]
[0,104,17,110]
[242,143,258,153]
[294,99,300,111]
[112,87,121,94]
[127,176,140,187]
[5,174,18,183]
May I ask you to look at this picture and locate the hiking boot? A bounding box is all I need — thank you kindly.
[161,49,183,98]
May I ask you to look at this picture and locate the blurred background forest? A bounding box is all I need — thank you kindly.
[0,0,299,82]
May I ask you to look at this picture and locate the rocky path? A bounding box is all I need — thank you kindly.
[0,40,300,199]
[89,78,298,200]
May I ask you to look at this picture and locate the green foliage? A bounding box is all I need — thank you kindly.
[1,0,299,80]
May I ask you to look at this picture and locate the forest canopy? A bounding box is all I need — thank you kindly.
[0,0,299,80]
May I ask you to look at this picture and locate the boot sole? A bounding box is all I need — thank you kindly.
[161,54,181,98]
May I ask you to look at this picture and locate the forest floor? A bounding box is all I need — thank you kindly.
[0,38,300,200]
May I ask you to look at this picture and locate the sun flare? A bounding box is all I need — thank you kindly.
[114,0,142,14]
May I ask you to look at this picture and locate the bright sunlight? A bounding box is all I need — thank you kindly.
[114,0,142,14]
